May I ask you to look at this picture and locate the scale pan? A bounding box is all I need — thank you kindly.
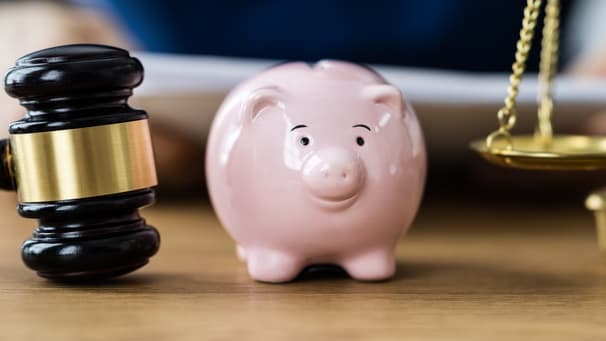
[470,135,606,170]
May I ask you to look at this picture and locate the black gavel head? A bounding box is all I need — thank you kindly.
[1,44,160,281]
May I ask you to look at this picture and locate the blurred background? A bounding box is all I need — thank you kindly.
[3,0,606,206]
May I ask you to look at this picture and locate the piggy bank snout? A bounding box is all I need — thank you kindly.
[302,148,365,202]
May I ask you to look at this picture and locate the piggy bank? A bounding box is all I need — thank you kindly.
[206,61,426,282]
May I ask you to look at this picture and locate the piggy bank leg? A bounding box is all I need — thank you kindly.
[236,245,247,261]
[246,249,304,283]
[341,249,396,281]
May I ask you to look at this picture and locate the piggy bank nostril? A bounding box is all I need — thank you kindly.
[341,172,347,179]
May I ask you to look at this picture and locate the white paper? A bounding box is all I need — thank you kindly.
[134,52,606,106]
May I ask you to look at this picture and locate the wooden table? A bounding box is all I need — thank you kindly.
[1,191,605,340]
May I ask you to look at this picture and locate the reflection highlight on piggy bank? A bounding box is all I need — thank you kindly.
[206,61,426,282]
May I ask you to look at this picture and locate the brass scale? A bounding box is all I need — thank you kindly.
[469,0,606,250]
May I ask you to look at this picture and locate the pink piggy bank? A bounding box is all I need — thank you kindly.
[206,61,426,282]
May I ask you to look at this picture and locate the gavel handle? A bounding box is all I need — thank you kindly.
[0,139,15,190]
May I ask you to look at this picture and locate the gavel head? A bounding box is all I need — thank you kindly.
[0,44,160,281]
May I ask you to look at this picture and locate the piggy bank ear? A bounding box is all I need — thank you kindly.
[363,84,404,116]
[240,86,284,124]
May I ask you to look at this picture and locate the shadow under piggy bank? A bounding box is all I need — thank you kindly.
[292,260,588,297]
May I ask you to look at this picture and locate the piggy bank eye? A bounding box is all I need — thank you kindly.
[356,136,365,146]
[299,136,311,146]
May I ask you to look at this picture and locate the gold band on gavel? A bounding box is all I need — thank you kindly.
[10,120,158,203]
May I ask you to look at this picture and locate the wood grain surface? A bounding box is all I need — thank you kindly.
[0,191,605,340]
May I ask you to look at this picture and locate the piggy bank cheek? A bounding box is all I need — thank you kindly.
[237,113,314,195]
[248,116,293,169]
[352,129,423,235]
[360,124,420,191]
[225,119,303,209]
[224,111,287,174]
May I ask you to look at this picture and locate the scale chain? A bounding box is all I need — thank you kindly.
[486,0,558,149]
[536,0,559,145]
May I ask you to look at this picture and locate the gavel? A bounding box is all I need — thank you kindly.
[0,44,160,281]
